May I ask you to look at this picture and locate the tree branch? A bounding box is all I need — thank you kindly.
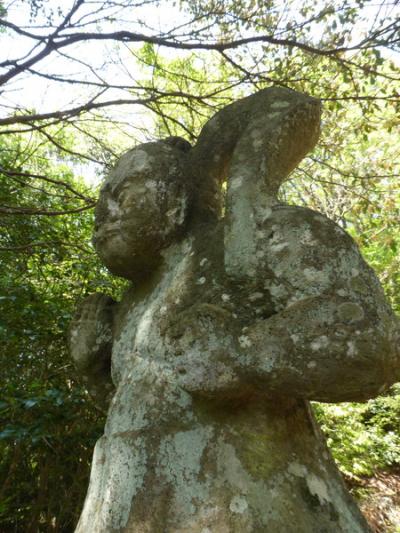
[0,203,96,216]
[0,23,383,89]
[0,96,158,126]
[0,240,92,254]
[0,166,95,202]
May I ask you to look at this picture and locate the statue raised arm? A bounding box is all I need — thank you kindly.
[180,87,400,402]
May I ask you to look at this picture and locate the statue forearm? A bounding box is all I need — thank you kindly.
[241,295,400,402]
[69,293,116,412]
[223,91,320,279]
[170,294,400,402]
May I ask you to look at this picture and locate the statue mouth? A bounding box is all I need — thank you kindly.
[94,224,121,240]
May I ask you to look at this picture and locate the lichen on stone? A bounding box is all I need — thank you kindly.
[69,87,399,532]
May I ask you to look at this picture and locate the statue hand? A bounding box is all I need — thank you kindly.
[69,293,116,411]
[168,304,246,399]
[69,293,114,369]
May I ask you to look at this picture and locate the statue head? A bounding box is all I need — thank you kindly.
[93,138,192,281]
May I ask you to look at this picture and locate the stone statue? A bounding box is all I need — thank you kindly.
[69,87,400,532]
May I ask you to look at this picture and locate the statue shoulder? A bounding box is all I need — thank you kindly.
[264,204,354,248]
[256,204,377,312]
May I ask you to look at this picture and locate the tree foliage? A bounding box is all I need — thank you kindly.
[314,385,400,478]
[0,130,125,530]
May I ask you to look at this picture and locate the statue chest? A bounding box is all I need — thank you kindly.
[110,241,197,384]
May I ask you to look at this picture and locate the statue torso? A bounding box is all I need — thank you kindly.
[77,208,374,533]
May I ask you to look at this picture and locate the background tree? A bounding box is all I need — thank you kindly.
[0,0,399,530]
[0,127,128,530]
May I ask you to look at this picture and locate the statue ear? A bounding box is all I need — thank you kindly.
[163,136,192,153]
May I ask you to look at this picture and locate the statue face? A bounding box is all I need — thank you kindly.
[93,142,190,280]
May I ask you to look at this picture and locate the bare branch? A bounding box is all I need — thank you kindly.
[0,203,96,216]
[0,166,95,202]
[55,0,86,34]
[1,23,389,89]
[0,240,93,254]
[0,96,158,126]
[38,126,104,165]
[310,158,400,181]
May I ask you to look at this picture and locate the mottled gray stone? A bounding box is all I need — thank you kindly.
[69,87,400,532]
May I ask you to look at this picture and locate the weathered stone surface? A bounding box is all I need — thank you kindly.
[69,87,400,532]
[93,140,192,281]
[69,293,115,411]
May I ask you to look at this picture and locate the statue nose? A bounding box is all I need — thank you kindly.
[107,211,119,222]
[105,196,121,222]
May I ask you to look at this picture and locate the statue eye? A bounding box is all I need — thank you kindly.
[100,182,111,194]
[117,185,133,205]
